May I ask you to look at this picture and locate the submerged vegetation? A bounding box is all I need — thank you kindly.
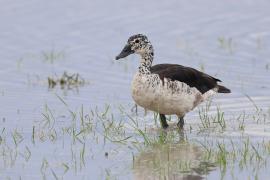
[42,49,66,64]
[48,72,86,89]
[218,37,235,54]
[0,94,270,179]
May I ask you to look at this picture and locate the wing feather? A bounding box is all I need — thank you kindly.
[150,64,221,94]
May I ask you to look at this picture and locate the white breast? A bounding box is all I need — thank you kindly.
[131,73,216,116]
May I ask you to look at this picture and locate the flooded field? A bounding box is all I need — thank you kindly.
[0,0,270,179]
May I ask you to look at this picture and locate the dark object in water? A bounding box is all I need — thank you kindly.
[115,34,231,129]
[48,71,85,89]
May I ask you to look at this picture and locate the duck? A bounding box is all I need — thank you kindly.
[115,34,231,129]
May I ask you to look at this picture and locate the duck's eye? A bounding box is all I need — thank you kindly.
[135,39,139,43]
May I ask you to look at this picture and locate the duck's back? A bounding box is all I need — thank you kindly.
[150,64,222,94]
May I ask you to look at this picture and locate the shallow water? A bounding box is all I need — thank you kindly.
[0,0,270,179]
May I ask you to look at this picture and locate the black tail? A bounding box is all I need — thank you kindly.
[217,85,231,93]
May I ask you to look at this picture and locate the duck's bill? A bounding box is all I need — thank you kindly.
[115,44,134,60]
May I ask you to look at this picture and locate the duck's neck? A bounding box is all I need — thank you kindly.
[138,51,154,75]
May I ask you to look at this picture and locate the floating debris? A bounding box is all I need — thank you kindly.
[48,72,85,89]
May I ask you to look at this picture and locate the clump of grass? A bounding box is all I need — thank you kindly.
[218,37,235,54]
[201,137,270,174]
[212,107,226,131]
[236,111,246,131]
[198,100,212,129]
[197,100,231,133]
[199,63,205,72]
[245,94,269,124]
[11,129,24,147]
[48,72,85,89]
[42,49,65,64]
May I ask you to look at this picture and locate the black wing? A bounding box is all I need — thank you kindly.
[150,64,222,94]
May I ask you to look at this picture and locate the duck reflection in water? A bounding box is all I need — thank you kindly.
[133,130,216,180]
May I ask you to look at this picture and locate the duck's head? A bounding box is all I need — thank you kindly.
[115,34,153,60]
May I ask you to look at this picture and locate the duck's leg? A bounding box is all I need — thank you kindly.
[177,116,185,129]
[159,114,168,129]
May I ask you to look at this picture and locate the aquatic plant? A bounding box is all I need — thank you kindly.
[218,37,235,54]
[1,97,270,180]
[41,49,65,64]
[48,71,85,89]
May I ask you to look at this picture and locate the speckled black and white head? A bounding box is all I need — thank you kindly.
[115,34,154,60]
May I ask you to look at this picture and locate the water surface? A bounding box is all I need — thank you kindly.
[0,0,270,179]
